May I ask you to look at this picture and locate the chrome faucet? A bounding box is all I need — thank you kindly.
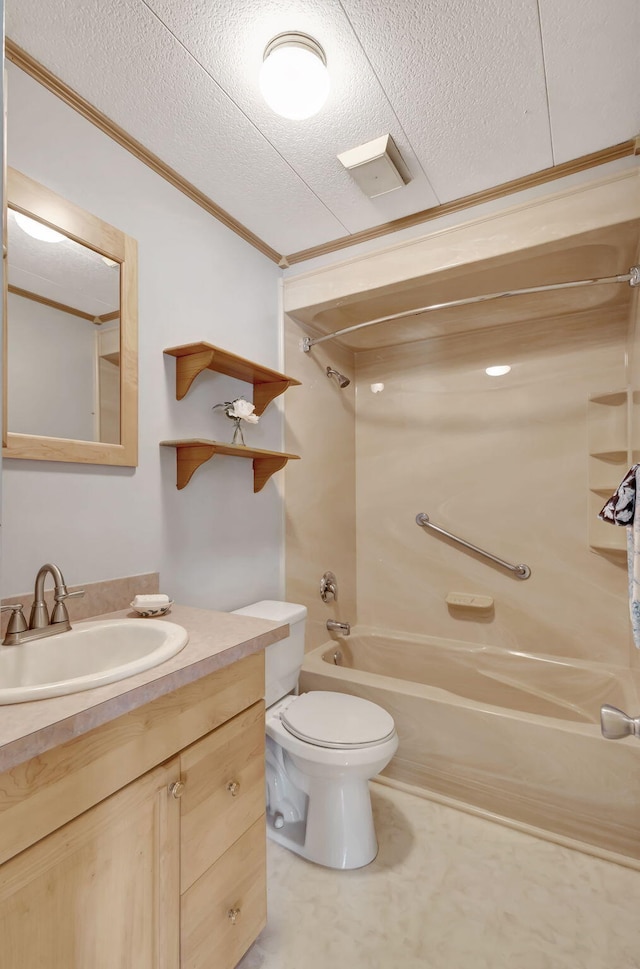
[1,563,84,646]
[326,619,351,636]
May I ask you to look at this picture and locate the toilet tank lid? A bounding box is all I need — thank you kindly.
[231,600,307,624]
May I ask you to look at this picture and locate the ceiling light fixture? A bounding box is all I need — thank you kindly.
[259,32,330,120]
[485,365,512,377]
[14,212,65,244]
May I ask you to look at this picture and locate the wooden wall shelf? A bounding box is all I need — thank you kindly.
[160,439,300,492]
[164,342,301,414]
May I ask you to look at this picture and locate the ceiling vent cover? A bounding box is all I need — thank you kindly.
[337,134,409,198]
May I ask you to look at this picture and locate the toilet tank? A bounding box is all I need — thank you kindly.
[231,600,307,707]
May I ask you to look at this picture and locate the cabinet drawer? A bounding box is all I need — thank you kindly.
[180,700,265,892]
[181,815,266,969]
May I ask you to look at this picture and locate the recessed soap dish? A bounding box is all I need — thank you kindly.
[445,592,494,610]
[130,600,174,617]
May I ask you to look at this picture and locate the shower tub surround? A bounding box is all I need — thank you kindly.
[300,629,640,865]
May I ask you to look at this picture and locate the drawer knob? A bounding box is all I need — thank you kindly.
[226,780,241,797]
[228,907,241,925]
[169,781,185,799]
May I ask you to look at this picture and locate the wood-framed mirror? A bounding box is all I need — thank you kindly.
[3,168,138,466]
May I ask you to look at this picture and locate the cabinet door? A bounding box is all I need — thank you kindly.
[180,699,265,892]
[0,758,180,969]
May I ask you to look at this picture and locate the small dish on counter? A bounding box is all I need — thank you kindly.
[130,600,174,617]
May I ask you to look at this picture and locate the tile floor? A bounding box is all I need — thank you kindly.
[238,783,640,969]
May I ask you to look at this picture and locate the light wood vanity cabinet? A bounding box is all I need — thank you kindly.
[0,651,267,969]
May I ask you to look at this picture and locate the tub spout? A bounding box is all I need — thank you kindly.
[600,704,640,740]
[326,619,350,636]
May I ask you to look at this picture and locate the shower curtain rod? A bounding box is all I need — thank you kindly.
[300,266,640,352]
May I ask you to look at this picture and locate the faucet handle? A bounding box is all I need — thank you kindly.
[55,589,85,602]
[1,604,28,637]
[51,589,85,624]
[320,571,338,603]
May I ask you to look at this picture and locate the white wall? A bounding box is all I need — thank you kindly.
[3,64,285,608]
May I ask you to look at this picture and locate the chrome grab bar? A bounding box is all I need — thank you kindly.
[415,513,531,580]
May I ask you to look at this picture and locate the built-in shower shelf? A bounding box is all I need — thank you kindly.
[163,341,301,413]
[591,543,627,554]
[587,388,630,555]
[160,439,300,492]
[590,450,628,462]
[589,391,628,407]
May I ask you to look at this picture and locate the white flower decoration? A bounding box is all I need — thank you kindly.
[213,396,260,424]
[228,399,259,422]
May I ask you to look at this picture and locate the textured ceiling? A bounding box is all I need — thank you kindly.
[7,0,640,259]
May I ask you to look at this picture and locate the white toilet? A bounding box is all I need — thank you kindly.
[231,600,398,869]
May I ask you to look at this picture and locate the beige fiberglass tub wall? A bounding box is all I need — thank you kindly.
[300,632,640,863]
[284,169,640,664]
[285,170,640,862]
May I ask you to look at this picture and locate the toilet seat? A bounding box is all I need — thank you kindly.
[280,691,396,749]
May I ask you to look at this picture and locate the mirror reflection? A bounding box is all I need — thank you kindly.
[7,208,121,443]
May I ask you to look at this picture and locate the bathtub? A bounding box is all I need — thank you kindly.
[299,630,640,863]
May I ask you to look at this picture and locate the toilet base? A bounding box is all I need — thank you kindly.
[267,777,378,870]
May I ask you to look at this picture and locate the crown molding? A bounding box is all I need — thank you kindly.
[5,38,283,264]
[283,139,638,265]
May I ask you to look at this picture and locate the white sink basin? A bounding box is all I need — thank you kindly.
[0,618,189,704]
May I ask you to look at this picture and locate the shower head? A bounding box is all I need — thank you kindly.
[326,366,350,388]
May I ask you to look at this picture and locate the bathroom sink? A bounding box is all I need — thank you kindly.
[0,618,189,704]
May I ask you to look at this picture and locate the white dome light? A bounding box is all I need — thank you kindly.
[14,212,65,244]
[259,33,330,120]
[485,365,512,377]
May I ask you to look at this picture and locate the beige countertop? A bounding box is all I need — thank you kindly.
[0,604,286,775]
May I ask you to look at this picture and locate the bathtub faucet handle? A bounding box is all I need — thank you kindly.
[320,572,338,603]
[600,704,640,741]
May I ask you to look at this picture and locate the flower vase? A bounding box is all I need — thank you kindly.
[231,418,246,447]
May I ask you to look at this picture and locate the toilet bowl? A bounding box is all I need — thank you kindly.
[231,601,398,869]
